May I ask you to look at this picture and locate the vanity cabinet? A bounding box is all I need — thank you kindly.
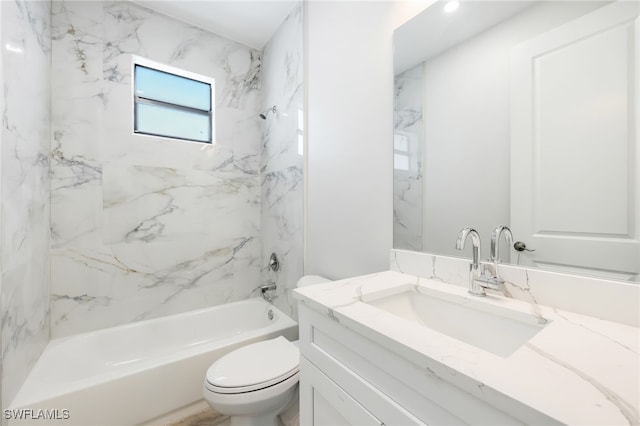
[300,358,382,425]
[295,270,638,425]
[297,304,529,426]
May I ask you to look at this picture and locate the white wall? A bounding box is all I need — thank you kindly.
[305,1,431,279]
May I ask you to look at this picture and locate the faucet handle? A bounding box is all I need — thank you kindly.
[268,253,280,271]
[514,241,535,252]
[476,270,503,290]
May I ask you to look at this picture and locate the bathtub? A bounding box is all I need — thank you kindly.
[8,298,298,426]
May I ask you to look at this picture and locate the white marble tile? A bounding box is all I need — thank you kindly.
[50,1,264,337]
[260,3,304,319]
[50,0,104,250]
[1,0,51,408]
[102,163,259,244]
[102,0,260,108]
[499,265,640,327]
[50,234,260,337]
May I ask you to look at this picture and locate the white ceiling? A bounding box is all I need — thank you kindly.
[133,0,298,50]
[394,1,536,74]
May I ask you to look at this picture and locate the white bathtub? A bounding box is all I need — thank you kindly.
[9,298,298,426]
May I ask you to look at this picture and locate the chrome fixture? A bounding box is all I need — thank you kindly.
[489,225,514,283]
[491,225,513,263]
[513,241,535,252]
[268,252,280,272]
[456,227,500,296]
[259,105,277,120]
[260,283,277,302]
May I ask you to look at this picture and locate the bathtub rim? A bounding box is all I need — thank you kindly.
[52,297,293,343]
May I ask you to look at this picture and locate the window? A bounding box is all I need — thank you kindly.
[393,133,410,171]
[133,56,214,143]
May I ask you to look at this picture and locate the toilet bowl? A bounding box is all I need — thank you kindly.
[203,336,299,426]
[203,275,329,426]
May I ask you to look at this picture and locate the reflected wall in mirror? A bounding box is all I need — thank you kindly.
[393,0,639,282]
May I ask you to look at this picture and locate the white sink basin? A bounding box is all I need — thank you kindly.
[364,287,548,357]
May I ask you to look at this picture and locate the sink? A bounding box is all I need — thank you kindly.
[363,286,548,357]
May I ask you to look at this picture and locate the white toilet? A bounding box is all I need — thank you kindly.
[203,275,329,426]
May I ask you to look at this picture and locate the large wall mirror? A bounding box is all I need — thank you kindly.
[393,0,639,282]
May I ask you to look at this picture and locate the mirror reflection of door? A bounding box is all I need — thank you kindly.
[510,2,639,280]
[392,0,639,282]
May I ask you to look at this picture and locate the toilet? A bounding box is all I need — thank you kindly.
[202,275,329,426]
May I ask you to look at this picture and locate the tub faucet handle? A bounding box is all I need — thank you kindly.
[268,253,280,271]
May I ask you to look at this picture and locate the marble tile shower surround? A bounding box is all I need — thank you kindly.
[391,249,640,327]
[1,0,52,409]
[393,65,423,252]
[50,0,265,338]
[260,3,304,319]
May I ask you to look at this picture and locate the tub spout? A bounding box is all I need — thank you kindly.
[260,283,277,302]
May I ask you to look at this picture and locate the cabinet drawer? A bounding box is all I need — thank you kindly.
[300,357,382,426]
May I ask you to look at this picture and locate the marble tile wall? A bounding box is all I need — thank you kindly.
[50,1,264,337]
[260,3,304,319]
[393,65,423,252]
[0,0,51,409]
[391,249,640,327]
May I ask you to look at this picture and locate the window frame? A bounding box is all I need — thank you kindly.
[131,55,215,144]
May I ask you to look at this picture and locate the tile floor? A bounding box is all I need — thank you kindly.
[167,397,299,426]
[167,407,228,426]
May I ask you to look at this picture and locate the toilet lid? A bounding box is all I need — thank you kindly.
[205,336,299,390]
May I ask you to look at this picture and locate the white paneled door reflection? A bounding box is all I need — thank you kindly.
[510,1,639,280]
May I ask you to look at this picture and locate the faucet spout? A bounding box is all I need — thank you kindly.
[456,227,480,270]
[491,225,513,264]
[259,283,277,303]
[490,225,513,284]
[456,227,486,296]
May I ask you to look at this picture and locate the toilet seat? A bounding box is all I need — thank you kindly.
[205,369,299,394]
[205,336,299,394]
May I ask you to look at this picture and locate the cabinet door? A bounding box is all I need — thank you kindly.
[299,357,383,426]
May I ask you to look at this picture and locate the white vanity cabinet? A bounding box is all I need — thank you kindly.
[295,271,639,425]
[297,304,538,426]
[299,358,382,425]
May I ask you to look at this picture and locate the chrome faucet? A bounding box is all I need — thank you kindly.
[456,227,500,296]
[260,283,277,303]
[489,225,513,283]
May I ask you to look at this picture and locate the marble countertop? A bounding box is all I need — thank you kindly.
[294,271,639,425]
